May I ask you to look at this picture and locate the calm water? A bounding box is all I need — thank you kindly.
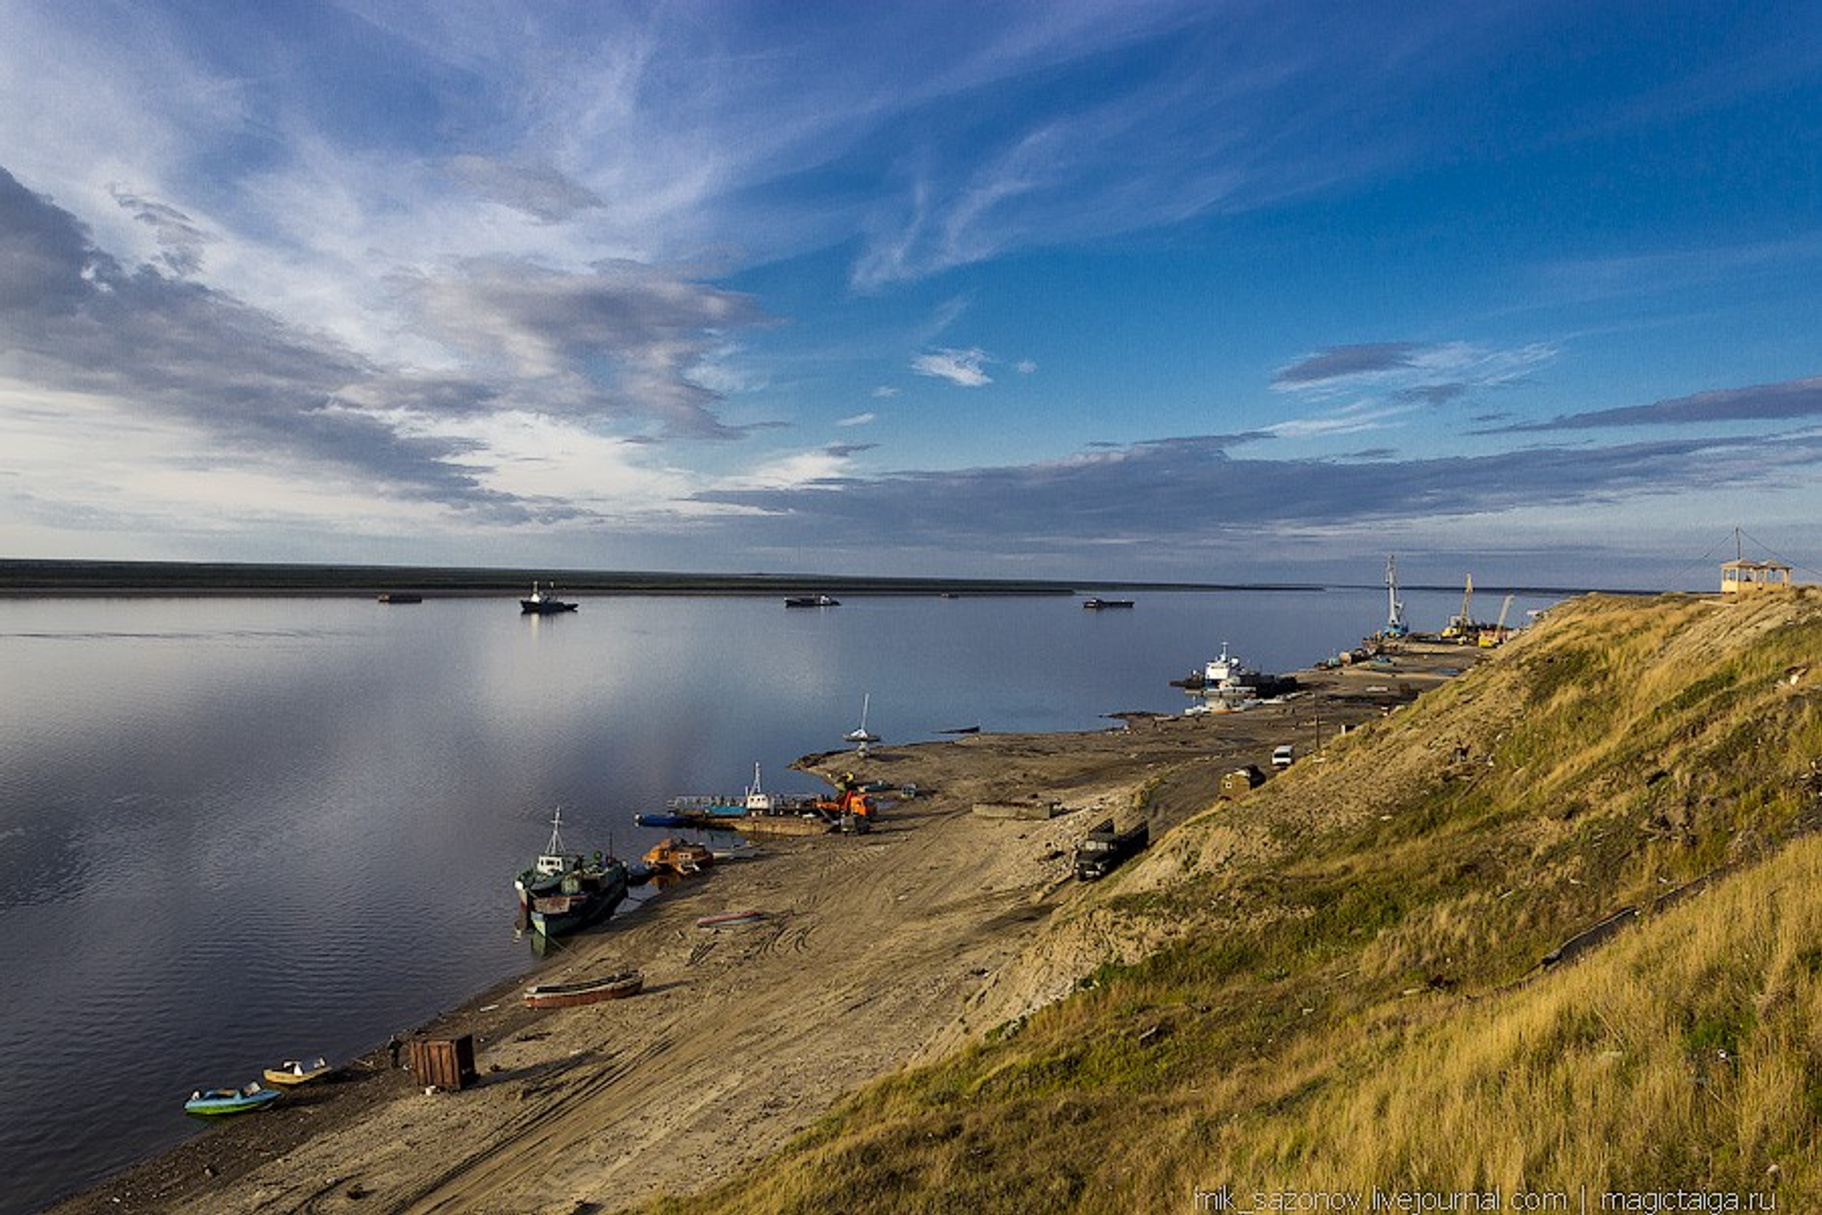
[0,586,1552,1212]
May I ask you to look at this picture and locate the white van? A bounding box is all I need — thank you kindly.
[1272,744,1295,769]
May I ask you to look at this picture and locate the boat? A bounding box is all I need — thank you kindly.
[523,969,644,1008]
[520,581,578,614]
[725,813,833,837]
[184,1083,282,1116]
[643,837,714,875]
[633,811,697,828]
[262,1057,330,1087]
[696,910,767,929]
[514,809,630,937]
[844,693,880,744]
[666,762,827,822]
[784,594,840,607]
[377,592,422,604]
[526,856,629,936]
[1174,642,1299,700]
[1081,597,1135,609]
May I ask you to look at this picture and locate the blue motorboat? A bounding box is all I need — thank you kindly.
[184,1083,281,1116]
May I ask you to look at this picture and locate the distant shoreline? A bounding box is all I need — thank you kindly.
[0,558,1594,599]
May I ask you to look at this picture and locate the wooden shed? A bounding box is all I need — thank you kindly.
[1221,766,1266,798]
[408,1034,476,1091]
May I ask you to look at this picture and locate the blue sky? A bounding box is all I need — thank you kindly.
[0,1,1816,588]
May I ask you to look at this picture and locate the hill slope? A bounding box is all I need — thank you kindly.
[648,590,1822,1212]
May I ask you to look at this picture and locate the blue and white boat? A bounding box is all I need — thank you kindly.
[184,1083,281,1116]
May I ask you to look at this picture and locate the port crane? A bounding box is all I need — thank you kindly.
[1479,594,1516,647]
[1383,554,1409,638]
[1442,573,1475,640]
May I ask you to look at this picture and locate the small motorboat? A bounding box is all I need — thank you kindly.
[644,838,714,875]
[523,970,645,1009]
[262,1057,331,1087]
[184,1082,282,1116]
[696,909,767,930]
[633,811,695,828]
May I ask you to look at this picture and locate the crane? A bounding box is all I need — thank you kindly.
[1383,554,1409,638]
[1442,573,1475,640]
[1479,594,1516,647]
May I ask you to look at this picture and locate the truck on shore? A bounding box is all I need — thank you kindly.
[1073,817,1150,881]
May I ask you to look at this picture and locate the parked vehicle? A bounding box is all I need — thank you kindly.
[1073,817,1149,881]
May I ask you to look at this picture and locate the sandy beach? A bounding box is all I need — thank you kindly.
[51,646,1471,1215]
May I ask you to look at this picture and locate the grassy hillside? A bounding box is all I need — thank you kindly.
[647,591,1822,1213]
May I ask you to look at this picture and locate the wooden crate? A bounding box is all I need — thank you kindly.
[408,1034,476,1091]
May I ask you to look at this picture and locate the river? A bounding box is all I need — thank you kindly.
[0,585,1553,1212]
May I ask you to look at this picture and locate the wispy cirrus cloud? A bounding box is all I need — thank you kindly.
[1269,340,1558,440]
[1275,341,1556,400]
[1274,342,1424,386]
[443,155,606,225]
[912,347,993,387]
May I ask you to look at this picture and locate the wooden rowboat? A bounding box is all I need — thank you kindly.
[696,909,767,930]
[523,969,645,1009]
[262,1056,330,1087]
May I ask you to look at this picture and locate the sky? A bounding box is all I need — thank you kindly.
[0,1,1817,589]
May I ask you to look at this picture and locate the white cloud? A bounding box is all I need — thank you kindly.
[716,445,861,491]
[1264,401,1418,439]
[912,347,993,387]
[837,412,877,427]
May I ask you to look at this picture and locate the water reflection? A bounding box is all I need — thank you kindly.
[0,587,1560,1214]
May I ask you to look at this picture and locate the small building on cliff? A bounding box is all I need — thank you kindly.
[1721,559,1792,596]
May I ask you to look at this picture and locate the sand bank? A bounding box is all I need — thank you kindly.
[51,645,1470,1215]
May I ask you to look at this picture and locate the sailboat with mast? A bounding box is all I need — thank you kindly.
[845,693,880,744]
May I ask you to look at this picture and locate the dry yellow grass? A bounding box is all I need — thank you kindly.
[645,590,1822,1214]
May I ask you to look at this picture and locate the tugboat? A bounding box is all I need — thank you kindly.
[1171,642,1298,701]
[521,582,578,614]
[514,809,629,937]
